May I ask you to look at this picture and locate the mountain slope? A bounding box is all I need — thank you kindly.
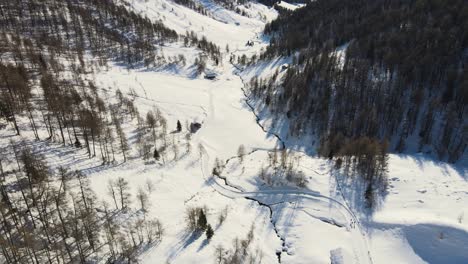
[252,0,467,163]
[0,1,466,264]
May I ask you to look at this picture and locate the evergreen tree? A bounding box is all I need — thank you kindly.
[197,209,207,231]
[177,120,182,132]
[153,148,160,161]
[206,224,214,240]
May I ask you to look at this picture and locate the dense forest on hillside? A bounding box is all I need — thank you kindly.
[0,0,179,67]
[0,0,178,142]
[252,0,467,162]
[0,0,221,138]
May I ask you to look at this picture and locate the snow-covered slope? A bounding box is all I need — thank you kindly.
[124,0,276,49]
[276,1,306,10]
[1,0,466,263]
[80,1,468,263]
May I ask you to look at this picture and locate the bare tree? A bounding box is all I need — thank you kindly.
[107,180,119,210]
[112,109,130,162]
[146,111,157,144]
[136,187,149,213]
[116,177,131,210]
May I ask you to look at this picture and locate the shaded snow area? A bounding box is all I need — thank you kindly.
[1,0,466,263]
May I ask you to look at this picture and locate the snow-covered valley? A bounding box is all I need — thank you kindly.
[0,0,467,263]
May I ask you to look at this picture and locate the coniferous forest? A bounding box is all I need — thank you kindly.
[250,0,467,162]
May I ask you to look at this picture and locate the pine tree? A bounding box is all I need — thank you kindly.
[206,224,214,240]
[197,209,207,230]
[177,120,182,132]
[153,148,160,161]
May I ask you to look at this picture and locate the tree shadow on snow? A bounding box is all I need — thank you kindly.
[369,222,468,264]
[167,230,203,261]
[196,238,209,252]
[397,153,468,181]
[330,166,388,221]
